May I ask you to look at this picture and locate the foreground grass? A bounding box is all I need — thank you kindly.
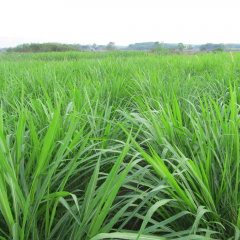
[0,51,240,239]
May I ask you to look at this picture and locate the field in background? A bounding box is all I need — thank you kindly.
[0,51,240,239]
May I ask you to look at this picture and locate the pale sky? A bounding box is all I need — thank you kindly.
[0,0,240,48]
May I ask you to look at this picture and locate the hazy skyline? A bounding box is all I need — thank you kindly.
[1,0,240,48]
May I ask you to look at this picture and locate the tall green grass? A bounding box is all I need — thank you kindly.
[0,51,240,239]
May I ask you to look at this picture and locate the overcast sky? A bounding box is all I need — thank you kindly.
[0,0,240,48]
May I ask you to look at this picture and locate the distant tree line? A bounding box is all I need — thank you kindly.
[227,43,240,49]
[6,43,110,53]
[6,43,82,53]
[4,42,240,53]
[126,42,197,51]
[149,42,195,55]
[127,42,179,51]
[199,43,226,51]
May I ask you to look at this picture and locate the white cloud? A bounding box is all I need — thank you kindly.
[1,0,240,48]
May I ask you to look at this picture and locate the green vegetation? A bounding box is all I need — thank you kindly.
[177,43,186,51]
[5,42,240,53]
[213,47,225,53]
[0,51,147,62]
[200,46,207,52]
[106,42,117,51]
[6,43,82,53]
[150,42,168,55]
[199,43,226,52]
[0,51,240,239]
[126,43,201,51]
[127,42,182,51]
[226,44,240,51]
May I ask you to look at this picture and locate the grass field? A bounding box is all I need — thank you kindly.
[0,51,240,239]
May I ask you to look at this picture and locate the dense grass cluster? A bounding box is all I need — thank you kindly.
[0,51,240,239]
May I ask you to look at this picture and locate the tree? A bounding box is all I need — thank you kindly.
[187,45,193,50]
[151,42,161,52]
[92,43,99,50]
[200,46,207,52]
[150,42,168,55]
[178,43,186,51]
[106,42,116,51]
[6,47,13,53]
[213,47,224,53]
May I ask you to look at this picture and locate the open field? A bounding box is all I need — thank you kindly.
[0,51,240,239]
